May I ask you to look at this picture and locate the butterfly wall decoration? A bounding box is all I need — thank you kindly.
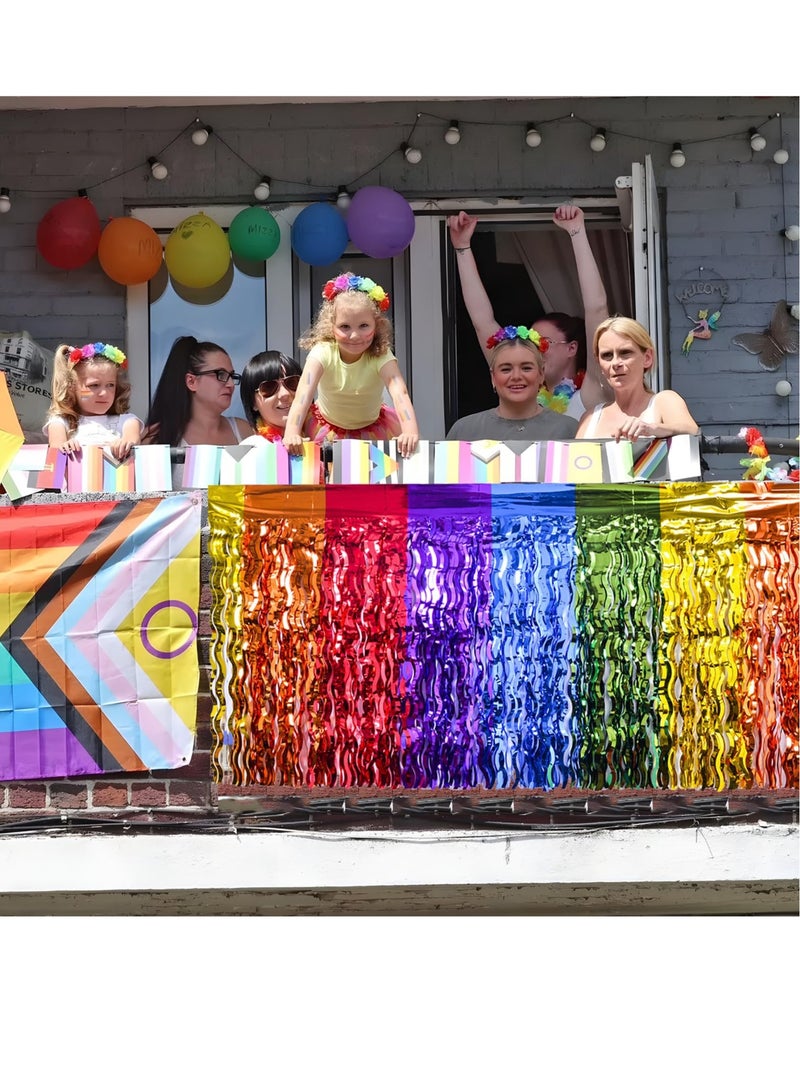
[732,300,799,371]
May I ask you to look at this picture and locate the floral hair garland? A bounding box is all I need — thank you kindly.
[322,274,391,311]
[486,325,550,353]
[739,426,799,481]
[68,342,127,369]
[537,378,577,414]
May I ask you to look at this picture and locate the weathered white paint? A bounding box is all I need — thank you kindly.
[0,825,796,894]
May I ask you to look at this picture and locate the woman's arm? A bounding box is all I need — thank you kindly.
[283,354,323,454]
[448,212,498,360]
[612,391,700,441]
[380,359,419,457]
[553,204,611,412]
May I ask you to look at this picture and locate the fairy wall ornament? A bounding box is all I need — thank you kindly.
[674,269,731,356]
[732,300,799,371]
[682,308,721,355]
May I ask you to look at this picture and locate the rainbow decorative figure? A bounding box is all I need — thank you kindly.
[208,482,798,792]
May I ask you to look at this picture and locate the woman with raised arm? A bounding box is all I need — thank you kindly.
[448,204,611,419]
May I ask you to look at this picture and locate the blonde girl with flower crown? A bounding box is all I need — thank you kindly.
[45,342,142,460]
[283,272,420,457]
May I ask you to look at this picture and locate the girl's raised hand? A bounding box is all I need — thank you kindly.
[553,204,585,233]
[448,211,478,249]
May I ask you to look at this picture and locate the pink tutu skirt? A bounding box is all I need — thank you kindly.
[306,403,401,443]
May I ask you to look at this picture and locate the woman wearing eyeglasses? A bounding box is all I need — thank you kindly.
[144,335,255,447]
[239,351,307,442]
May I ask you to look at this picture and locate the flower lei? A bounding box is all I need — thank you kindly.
[68,342,127,369]
[322,274,391,311]
[739,426,799,481]
[537,378,577,413]
[257,421,285,441]
[486,325,549,353]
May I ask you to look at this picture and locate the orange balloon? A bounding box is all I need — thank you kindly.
[98,217,163,285]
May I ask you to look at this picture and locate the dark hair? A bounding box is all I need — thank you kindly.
[240,350,303,429]
[541,311,587,372]
[144,335,229,446]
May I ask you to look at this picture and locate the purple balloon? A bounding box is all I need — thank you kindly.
[346,186,415,259]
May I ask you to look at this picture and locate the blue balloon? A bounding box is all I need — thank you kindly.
[291,203,349,266]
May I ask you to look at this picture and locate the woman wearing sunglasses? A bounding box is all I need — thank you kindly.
[240,351,307,441]
[144,335,255,447]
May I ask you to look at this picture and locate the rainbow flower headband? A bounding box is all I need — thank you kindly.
[68,342,127,369]
[486,325,549,352]
[322,274,391,311]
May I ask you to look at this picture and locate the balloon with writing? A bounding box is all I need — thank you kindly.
[732,300,799,371]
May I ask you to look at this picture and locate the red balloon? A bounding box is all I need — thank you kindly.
[36,196,102,270]
[98,217,163,285]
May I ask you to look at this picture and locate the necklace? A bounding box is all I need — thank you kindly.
[537,378,577,414]
[257,422,284,440]
[494,411,537,433]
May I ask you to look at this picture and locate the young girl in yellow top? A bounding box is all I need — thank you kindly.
[282,272,420,457]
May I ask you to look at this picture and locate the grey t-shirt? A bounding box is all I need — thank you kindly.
[445,407,579,442]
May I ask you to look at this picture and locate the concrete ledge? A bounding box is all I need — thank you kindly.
[0,824,796,914]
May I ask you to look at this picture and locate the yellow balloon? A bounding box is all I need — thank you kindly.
[164,212,231,289]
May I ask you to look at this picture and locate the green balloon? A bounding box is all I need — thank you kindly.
[228,206,281,262]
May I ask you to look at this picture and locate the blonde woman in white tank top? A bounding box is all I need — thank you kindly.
[576,316,699,442]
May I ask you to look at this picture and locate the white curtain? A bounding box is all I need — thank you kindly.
[495,227,633,320]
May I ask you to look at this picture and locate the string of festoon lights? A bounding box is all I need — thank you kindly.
[1,106,796,300]
[0,108,793,214]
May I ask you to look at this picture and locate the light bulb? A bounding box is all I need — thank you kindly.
[253,176,271,201]
[525,124,542,148]
[669,143,686,168]
[148,157,168,180]
[589,128,607,152]
[0,187,10,213]
[775,379,793,398]
[444,121,461,146]
[402,143,422,164]
[784,225,800,242]
[749,128,766,152]
[773,148,789,165]
[191,125,211,146]
[336,186,351,210]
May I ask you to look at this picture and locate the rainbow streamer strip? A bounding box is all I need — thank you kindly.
[208,482,799,792]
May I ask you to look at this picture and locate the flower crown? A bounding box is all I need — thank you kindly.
[486,325,549,353]
[322,274,391,311]
[68,342,127,369]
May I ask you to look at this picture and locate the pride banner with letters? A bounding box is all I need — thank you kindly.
[330,437,701,485]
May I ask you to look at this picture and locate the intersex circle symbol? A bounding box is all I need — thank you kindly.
[140,600,198,659]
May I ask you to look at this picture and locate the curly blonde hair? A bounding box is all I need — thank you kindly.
[297,271,393,356]
[46,343,131,435]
